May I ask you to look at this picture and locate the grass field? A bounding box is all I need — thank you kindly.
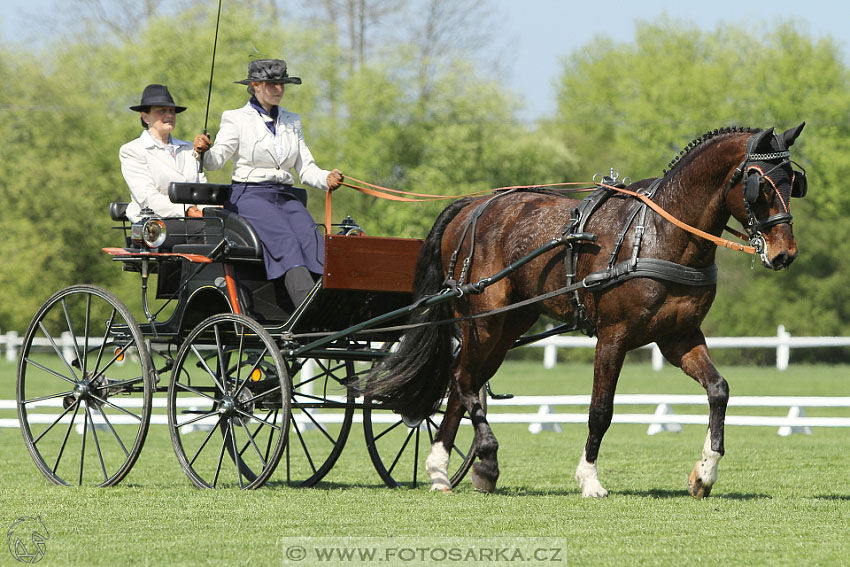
[1,359,849,566]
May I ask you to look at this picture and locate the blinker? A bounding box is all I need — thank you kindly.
[791,169,807,198]
[744,173,761,203]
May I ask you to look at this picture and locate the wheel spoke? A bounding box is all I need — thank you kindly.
[23,390,75,405]
[296,408,336,445]
[85,404,109,483]
[22,357,76,387]
[212,431,228,488]
[386,426,417,477]
[244,384,282,404]
[237,418,268,468]
[88,393,143,422]
[191,345,227,394]
[370,418,404,443]
[32,398,79,445]
[228,419,244,489]
[174,409,218,430]
[92,308,117,378]
[94,404,130,458]
[35,323,79,382]
[61,297,84,375]
[235,409,281,432]
[79,405,88,485]
[174,380,220,402]
[188,415,225,467]
[52,402,81,475]
[288,417,317,475]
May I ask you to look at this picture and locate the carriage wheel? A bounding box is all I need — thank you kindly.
[16,285,153,486]
[279,355,355,487]
[363,386,485,489]
[167,313,290,489]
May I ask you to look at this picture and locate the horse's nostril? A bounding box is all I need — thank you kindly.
[772,251,795,269]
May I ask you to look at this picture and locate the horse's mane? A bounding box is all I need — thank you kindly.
[663,126,761,175]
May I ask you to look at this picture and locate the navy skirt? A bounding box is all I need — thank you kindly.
[226,182,324,280]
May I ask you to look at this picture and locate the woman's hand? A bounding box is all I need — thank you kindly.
[327,169,344,192]
[193,134,211,153]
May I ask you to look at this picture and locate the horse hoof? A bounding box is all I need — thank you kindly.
[430,484,453,494]
[580,482,608,498]
[688,468,712,499]
[470,468,497,493]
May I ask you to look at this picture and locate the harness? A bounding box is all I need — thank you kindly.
[441,177,719,338]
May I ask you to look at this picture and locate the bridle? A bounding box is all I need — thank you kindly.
[724,131,807,260]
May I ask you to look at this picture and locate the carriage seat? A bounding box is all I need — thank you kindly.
[166,182,306,262]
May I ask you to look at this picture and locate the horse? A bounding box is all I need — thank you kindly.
[362,123,807,498]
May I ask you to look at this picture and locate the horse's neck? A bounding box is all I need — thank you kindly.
[652,138,745,262]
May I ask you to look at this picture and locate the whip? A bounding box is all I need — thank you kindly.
[199,0,223,173]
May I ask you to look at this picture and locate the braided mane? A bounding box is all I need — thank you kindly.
[664,126,760,175]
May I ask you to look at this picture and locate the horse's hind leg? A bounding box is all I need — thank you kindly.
[425,383,464,492]
[658,330,729,498]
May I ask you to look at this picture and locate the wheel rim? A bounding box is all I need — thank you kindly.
[16,285,153,487]
[363,386,483,489]
[167,314,290,489]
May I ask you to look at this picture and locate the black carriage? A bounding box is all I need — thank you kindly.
[15,183,478,489]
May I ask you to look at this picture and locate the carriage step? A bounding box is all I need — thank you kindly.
[486,382,514,400]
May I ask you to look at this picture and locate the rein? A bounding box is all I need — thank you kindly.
[597,183,757,255]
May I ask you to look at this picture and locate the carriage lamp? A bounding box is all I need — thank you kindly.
[336,215,364,236]
[130,208,168,249]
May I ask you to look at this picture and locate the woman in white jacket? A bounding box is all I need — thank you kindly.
[194,59,343,308]
[120,84,205,224]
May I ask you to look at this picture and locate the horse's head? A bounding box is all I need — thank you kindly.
[724,123,807,270]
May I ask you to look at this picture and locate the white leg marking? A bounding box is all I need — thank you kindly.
[426,442,452,492]
[696,430,721,484]
[575,448,608,498]
[689,429,722,497]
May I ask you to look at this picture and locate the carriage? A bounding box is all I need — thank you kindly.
[15,181,481,489]
[17,123,808,497]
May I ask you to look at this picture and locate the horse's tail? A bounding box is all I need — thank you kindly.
[361,198,473,421]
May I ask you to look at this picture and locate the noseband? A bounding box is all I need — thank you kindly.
[724,132,807,255]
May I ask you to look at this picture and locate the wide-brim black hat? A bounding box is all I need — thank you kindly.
[129,84,187,112]
[235,59,302,85]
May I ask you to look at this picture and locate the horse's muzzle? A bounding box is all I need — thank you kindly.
[770,250,797,270]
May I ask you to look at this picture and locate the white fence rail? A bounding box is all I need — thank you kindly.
[3,325,850,370]
[529,325,850,370]
[3,395,848,437]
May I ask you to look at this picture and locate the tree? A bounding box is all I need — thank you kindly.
[550,18,850,356]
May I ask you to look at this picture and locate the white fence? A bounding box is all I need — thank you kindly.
[3,394,849,437]
[530,325,850,370]
[3,325,850,370]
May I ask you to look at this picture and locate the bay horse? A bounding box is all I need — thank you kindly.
[362,123,807,498]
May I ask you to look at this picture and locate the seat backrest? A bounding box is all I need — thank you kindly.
[110,202,129,222]
[169,182,232,205]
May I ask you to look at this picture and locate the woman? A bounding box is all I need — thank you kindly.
[120,84,205,225]
[194,58,343,307]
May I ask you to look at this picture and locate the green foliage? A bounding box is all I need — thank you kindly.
[0,11,847,357]
[551,18,850,348]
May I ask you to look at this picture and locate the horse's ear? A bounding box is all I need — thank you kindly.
[748,128,774,152]
[780,122,806,148]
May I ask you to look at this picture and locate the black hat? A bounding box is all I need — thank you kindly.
[129,84,187,113]
[235,59,302,85]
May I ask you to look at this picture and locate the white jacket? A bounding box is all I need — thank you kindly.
[119,130,207,222]
[202,103,330,188]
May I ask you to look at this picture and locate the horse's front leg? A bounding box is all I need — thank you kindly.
[658,330,729,498]
[576,339,626,497]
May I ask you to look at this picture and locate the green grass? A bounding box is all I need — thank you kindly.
[1,360,849,566]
